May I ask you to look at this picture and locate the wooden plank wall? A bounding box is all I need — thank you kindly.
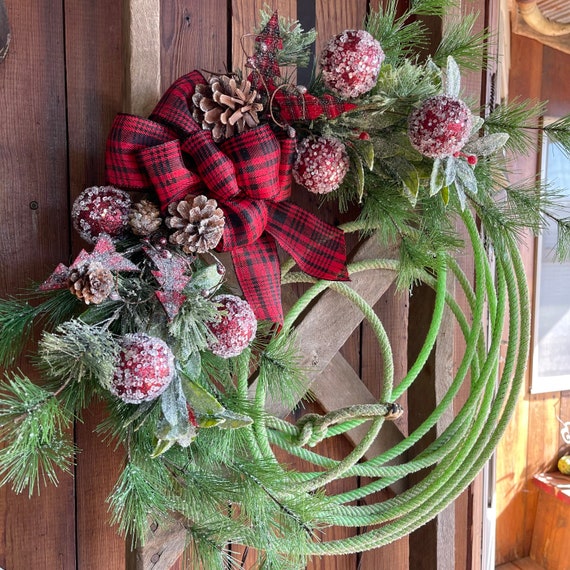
[0,1,490,568]
[494,33,570,566]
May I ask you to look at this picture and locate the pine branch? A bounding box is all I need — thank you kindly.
[0,289,79,368]
[433,13,490,71]
[544,115,570,157]
[0,373,75,495]
[366,1,430,64]
[258,330,308,411]
[37,320,118,393]
[484,97,547,154]
[108,457,173,543]
[258,8,316,69]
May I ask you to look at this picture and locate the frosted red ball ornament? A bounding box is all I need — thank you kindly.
[292,135,350,195]
[208,294,257,359]
[408,95,473,159]
[72,185,132,243]
[110,333,175,404]
[319,29,384,99]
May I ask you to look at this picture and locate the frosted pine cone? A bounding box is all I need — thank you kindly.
[192,75,264,142]
[166,195,225,254]
[129,199,162,236]
[408,95,473,159]
[68,261,114,304]
[319,30,384,99]
[293,135,350,194]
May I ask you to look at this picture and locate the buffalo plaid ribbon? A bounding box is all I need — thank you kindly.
[105,70,348,323]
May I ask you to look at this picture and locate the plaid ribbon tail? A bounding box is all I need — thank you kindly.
[266,202,349,282]
[231,235,284,323]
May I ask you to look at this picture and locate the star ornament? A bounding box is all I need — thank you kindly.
[39,234,138,292]
[143,246,191,320]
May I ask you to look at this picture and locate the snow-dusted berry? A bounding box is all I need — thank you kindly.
[110,333,175,404]
[293,136,350,195]
[72,186,132,243]
[408,95,473,159]
[208,295,257,359]
[319,29,384,99]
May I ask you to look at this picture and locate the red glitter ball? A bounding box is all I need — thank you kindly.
[208,294,257,359]
[110,333,175,404]
[292,136,350,195]
[72,186,132,243]
[408,95,473,159]
[319,29,384,99]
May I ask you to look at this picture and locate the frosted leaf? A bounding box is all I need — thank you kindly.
[445,56,461,98]
[444,157,458,187]
[455,159,478,196]
[463,132,509,157]
[160,375,188,429]
[430,158,445,197]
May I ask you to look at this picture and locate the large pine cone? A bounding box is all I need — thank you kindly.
[68,262,114,304]
[129,199,162,236]
[166,195,225,254]
[192,75,264,143]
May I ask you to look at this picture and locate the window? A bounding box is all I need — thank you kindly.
[531,134,570,393]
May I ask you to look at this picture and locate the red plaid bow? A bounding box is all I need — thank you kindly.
[105,71,349,323]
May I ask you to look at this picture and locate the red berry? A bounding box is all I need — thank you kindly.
[467,154,478,165]
[293,136,350,195]
[208,294,257,358]
[72,186,132,243]
[358,132,371,140]
[110,333,175,404]
[408,95,472,159]
[319,29,385,99]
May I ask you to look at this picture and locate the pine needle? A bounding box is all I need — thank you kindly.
[433,13,490,71]
[0,373,75,496]
[545,116,570,158]
[484,97,547,154]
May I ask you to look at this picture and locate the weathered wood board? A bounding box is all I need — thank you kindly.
[0,1,493,569]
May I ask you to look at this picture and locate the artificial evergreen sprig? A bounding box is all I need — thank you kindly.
[258,7,316,70]
[0,373,75,496]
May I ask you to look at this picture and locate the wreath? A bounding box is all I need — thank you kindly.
[1,3,570,568]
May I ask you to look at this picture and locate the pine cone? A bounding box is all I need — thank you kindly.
[129,199,162,236]
[192,75,264,143]
[166,195,225,254]
[68,262,114,304]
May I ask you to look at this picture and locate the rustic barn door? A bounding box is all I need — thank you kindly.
[0,1,489,568]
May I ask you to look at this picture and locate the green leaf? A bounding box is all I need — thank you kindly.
[463,132,509,157]
[196,416,225,429]
[430,158,445,196]
[441,185,450,205]
[160,375,187,430]
[215,409,253,429]
[180,374,224,416]
[444,156,457,187]
[352,139,375,170]
[444,56,461,98]
[347,146,366,203]
[188,264,224,295]
[455,159,478,196]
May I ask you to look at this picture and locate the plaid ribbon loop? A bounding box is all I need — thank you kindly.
[105,71,349,323]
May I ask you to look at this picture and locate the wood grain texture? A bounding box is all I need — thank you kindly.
[261,237,399,418]
[161,0,229,89]
[0,1,75,569]
[124,0,161,115]
[0,0,9,61]
[63,1,127,568]
[530,487,570,570]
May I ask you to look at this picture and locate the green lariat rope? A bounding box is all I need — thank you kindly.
[234,206,529,557]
